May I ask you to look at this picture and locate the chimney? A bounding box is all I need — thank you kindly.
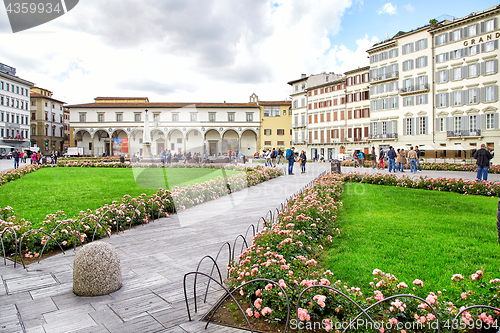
[301,74,306,78]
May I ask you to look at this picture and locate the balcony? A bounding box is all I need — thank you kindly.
[3,137,29,143]
[370,71,399,83]
[400,84,429,95]
[369,133,398,140]
[292,139,307,145]
[292,122,306,128]
[447,130,481,138]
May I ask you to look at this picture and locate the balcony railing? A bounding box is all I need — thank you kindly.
[292,139,307,145]
[400,84,429,95]
[447,130,481,138]
[3,137,29,143]
[369,133,398,140]
[370,71,399,82]
[292,122,306,128]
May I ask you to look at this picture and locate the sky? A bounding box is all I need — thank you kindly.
[0,0,499,105]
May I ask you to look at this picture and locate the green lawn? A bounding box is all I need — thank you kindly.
[0,167,242,226]
[324,183,499,292]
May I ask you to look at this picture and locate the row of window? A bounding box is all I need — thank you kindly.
[436,59,498,83]
[0,81,29,97]
[263,140,287,146]
[370,96,399,111]
[402,94,430,107]
[402,38,429,55]
[436,40,498,63]
[307,84,345,96]
[309,127,370,141]
[436,113,498,132]
[31,100,63,110]
[1,95,29,110]
[1,112,28,125]
[308,98,345,110]
[370,81,399,95]
[370,48,399,64]
[402,55,429,71]
[82,112,254,123]
[292,98,306,109]
[263,129,291,136]
[264,106,288,117]
[1,128,28,139]
[31,125,65,137]
[436,85,498,107]
[308,108,370,123]
[435,18,498,46]
[346,73,369,86]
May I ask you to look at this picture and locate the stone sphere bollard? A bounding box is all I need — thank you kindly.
[73,242,122,296]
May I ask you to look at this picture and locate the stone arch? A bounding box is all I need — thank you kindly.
[111,129,128,156]
[93,130,111,156]
[151,129,166,155]
[205,129,222,156]
[222,129,239,154]
[75,129,92,155]
[186,128,204,154]
[168,129,184,153]
[240,129,258,157]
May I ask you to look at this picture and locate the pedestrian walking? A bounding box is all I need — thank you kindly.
[407,146,418,173]
[387,146,396,173]
[12,149,20,169]
[397,149,406,172]
[378,147,385,169]
[285,146,295,175]
[358,151,365,168]
[474,143,493,181]
[353,151,359,168]
[271,148,277,166]
[415,146,422,172]
[371,147,377,169]
[299,150,307,173]
[264,149,272,167]
[31,152,37,164]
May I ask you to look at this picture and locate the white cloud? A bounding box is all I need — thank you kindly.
[3,0,356,104]
[323,35,379,74]
[403,3,415,12]
[377,3,397,15]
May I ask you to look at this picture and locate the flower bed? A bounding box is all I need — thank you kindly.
[0,165,283,260]
[225,173,500,332]
[341,160,500,174]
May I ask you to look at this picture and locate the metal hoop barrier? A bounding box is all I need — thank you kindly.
[202,277,291,333]
[243,224,256,244]
[91,209,115,242]
[183,271,254,332]
[38,220,78,261]
[128,202,148,230]
[232,234,249,264]
[193,255,224,313]
[19,229,66,269]
[1,227,18,267]
[203,242,232,303]
[450,305,500,333]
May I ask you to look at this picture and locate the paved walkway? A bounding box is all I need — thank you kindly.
[0,163,330,333]
[1,161,498,333]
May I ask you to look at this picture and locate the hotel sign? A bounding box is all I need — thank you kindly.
[463,32,500,46]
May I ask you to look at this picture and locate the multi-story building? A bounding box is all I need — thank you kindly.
[367,25,434,153]
[430,5,500,161]
[343,67,371,156]
[306,73,344,160]
[288,74,309,151]
[67,97,261,157]
[30,87,66,154]
[250,93,292,153]
[63,107,70,152]
[0,62,33,150]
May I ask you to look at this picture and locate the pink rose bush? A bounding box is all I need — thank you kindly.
[0,165,282,260]
[341,160,500,174]
[226,173,500,332]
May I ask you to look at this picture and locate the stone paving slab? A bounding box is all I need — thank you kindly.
[2,164,490,332]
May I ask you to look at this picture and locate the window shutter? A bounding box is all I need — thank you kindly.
[494,85,499,102]
[411,118,415,135]
[495,18,498,30]
[447,117,453,132]
[462,47,468,56]
[462,65,468,79]
[450,92,454,106]
[446,93,450,107]
[495,40,499,50]
[461,115,468,131]
[435,118,440,132]
[480,87,486,102]
[463,27,468,38]
[481,21,485,33]
[403,119,407,135]
[377,122,382,135]
[462,90,468,104]
[495,113,499,129]
[480,114,486,129]
[449,31,454,42]
[481,62,486,75]
[424,116,429,135]
[481,42,486,53]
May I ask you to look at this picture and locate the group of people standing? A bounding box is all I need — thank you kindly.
[262,148,283,167]
[384,146,422,173]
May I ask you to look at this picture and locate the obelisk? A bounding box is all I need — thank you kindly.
[142,109,153,162]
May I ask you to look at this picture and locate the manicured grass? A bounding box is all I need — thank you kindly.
[324,183,499,292]
[0,167,242,226]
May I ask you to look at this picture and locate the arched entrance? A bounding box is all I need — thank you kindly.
[111,130,128,156]
[222,129,239,154]
[168,129,184,153]
[186,129,204,154]
[93,130,111,156]
[75,130,92,156]
[151,129,166,155]
[205,129,221,156]
[241,129,257,157]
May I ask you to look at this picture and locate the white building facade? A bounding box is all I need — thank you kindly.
[288,74,308,151]
[0,62,33,150]
[68,97,260,157]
